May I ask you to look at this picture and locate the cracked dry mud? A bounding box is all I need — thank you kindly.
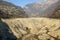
[2,18,60,40]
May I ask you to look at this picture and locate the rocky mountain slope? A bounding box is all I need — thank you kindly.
[0,0,60,40]
[24,0,60,17]
[0,0,28,18]
[1,5,60,40]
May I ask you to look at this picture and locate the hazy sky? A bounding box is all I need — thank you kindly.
[4,0,44,7]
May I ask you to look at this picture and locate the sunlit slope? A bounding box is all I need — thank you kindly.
[2,18,60,40]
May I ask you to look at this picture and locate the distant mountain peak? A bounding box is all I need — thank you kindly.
[24,0,60,17]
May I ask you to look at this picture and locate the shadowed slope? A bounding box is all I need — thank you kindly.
[0,19,17,40]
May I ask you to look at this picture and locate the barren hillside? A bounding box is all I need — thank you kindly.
[0,4,60,40]
[0,0,28,18]
[0,6,60,40]
[0,0,60,40]
[2,18,60,40]
[24,0,60,17]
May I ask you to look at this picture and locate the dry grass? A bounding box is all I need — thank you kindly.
[1,18,60,40]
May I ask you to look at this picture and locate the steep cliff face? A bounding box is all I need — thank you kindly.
[0,1,28,18]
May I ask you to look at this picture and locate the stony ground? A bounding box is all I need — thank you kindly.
[2,18,60,40]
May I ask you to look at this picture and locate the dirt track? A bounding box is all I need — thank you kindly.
[2,18,60,40]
